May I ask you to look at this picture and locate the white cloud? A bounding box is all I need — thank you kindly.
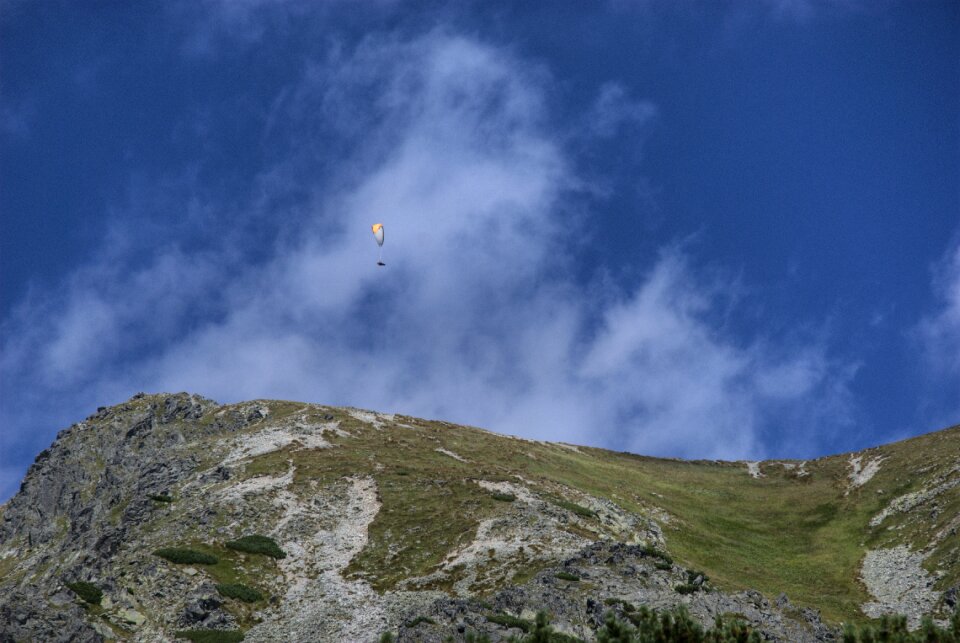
[0,31,856,501]
[918,241,960,377]
[587,83,657,139]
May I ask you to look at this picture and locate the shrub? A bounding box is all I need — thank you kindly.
[149,493,173,503]
[378,633,394,643]
[225,535,286,559]
[512,612,586,643]
[216,583,263,603]
[491,492,516,502]
[641,545,673,565]
[841,610,960,643]
[66,581,102,605]
[154,548,218,565]
[174,631,245,643]
[674,583,700,595]
[555,571,580,582]
[600,607,762,643]
[404,615,436,627]
[687,569,709,584]
[603,598,636,613]
[552,499,596,518]
[654,561,673,571]
[486,613,533,633]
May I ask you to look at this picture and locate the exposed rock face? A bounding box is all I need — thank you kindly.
[393,542,834,642]
[0,393,956,641]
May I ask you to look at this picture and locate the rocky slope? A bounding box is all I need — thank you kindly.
[0,393,957,642]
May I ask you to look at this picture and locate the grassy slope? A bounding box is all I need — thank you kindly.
[227,402,959,625]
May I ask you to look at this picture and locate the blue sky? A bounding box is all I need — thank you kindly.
[1,0,957,502]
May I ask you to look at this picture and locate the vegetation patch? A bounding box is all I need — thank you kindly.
[404,615,436,627]
[216,583,263,603]
[491,492,516,502]
[552,498,596,518]
[842,612,960,643]
[608,606,761,642]
[174,631,245,643]
[604,598,637,612]
[225,535,286,559]
[154,548,218,565]
[66,580,102,605]
[149,493,173,503]
[674,583,700,595]
[555,571,580,582]
[641,545,673,565]
[486,613,533,632]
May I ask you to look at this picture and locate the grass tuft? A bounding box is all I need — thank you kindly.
[555,571,580,581]
[154,548,218,565]
[224,535,286,559]
[404,615,437,627]
[215,583,264,603]
[552,498,596,518]
[66,581,102,605]
[486,613,533,632]
[174,630,245,643]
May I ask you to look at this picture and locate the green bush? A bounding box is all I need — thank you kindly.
[841,611,960,643]
[66,581,102,605]
[225,535,287,559]
[405,615,436,627]
[491,492,516,502]
[154,548,218,565]
[674,583,700,594]
[149,493,173,503]
[640,545,673,565]
[654,561,673,571]
[601,607,761,643]
[552,499,596,518]
[604,598,636,613]
[487,612,533,633]
[216,583,264,603]
[174,631,245,643]
[687,569,709,584]
[555,571,580,582]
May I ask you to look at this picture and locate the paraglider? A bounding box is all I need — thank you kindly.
[371,223,385,266]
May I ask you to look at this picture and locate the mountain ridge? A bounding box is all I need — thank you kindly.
[1,393,957,642]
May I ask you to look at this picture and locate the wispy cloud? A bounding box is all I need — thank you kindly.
[0,30,857,501]
[916,240,960,422]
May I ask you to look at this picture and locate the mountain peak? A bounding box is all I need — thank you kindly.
[1,395,957,641]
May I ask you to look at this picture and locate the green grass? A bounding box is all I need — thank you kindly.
[174,631,245,643]
[555,571,580,581]
[216,583,264,603]
[66,580,102,605]
[224,535,286,559]
[224,401,960,625]
[149,493,173,503]
[491,492,516,502]
[154,548,218,565]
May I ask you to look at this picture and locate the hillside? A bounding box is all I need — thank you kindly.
[0,393,957,642]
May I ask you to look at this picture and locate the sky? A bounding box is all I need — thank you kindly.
[0,0,958,503]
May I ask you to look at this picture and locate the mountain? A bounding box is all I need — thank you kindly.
[0,393,957,642]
